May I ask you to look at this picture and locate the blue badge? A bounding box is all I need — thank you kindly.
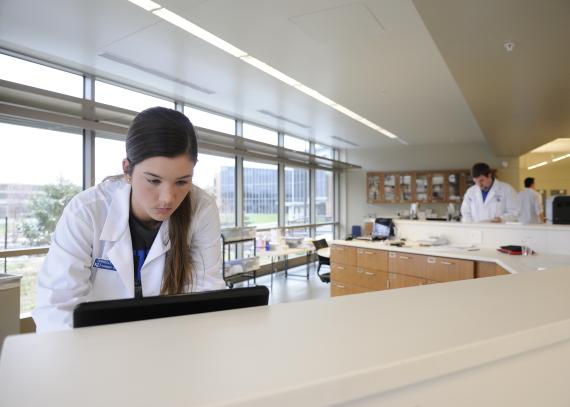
[93,258,117,271]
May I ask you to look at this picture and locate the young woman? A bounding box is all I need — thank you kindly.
[33,107,225,332]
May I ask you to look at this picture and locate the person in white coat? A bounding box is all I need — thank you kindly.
[461,162,520,223]
[518,177,544,224]
[33,107,225,332]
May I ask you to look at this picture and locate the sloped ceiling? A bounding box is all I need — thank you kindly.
[414,0,570,157]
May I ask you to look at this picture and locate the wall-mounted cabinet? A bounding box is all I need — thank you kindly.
[366,170,472,204]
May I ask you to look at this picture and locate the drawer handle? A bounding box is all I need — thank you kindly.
[442,261,454,266]
[364,271,374,276]
[389,252,396,258]
[337,284,346,289]
[364,251,374,255]
[336,248,345,252]
[337,266,345,270]
[357,249,363,254]
[399,256,410,260]
[427,257,436,264]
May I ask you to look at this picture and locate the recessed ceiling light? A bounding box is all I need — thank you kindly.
[528,161,548,170]
[552,153,570,162]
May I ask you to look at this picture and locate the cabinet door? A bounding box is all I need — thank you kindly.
[387,272,427,289]
[399,174,413,203]
[447,172,462,202]
[356,248,388,271]
[460,171,474,198]
[367,173,382,203]
[354,268,389,291]
[425,256,474,282]
[415,173,429,203]
[331,263,357,285]
[388,252,426,279]
[430,173,446,203]
[330,246,357,266]
[383,174,398,203]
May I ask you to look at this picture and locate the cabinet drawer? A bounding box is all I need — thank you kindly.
[353,268,388,291]
[424,256,474,282]
[356,248,388,271]
[331,263,357,284]
[331,281,369,297]
[330,245,357,266]
[387,272,428,289]
[388,252,426,279]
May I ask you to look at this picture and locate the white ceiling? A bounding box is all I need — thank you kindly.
[0,0,567,155]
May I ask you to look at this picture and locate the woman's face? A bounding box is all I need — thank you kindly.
[126,154,194,225]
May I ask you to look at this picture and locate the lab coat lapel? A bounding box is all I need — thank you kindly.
[100,182,135,297]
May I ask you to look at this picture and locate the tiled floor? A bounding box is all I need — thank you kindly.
[233,262,331,305]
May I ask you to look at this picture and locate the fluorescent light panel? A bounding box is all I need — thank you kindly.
[128,2,399,140]
[552,153,570,162]
[127,0,161,11]
[528,161,548,170]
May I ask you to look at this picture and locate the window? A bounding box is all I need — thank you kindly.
[0,122,83,314]
[315,170,334,223]
[185,106,235,135]
[192,153,236,228]
[285,166,309,226]
[243,161,278,228]
[315,224,334,241]
[243,123,278,145]
[95,137,126,184]
[315,143,333,159]
[0,53,83,97]
[95,80,173,112]
[284,135,309,153]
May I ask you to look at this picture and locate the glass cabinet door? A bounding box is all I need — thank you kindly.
[399,174,412,202]
[415,174,428,202]
[431,173,445,202]
[367,174,381,203]
[383,174,397,203]
[448,172,461,202]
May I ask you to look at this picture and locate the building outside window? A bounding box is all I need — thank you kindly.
[315,143,333,159]
[315,169,334,223]
[285,166,309,226]
[243,161,278,228]
[192,153,236,228]
[95,137,126,184]
[284,135,310,153]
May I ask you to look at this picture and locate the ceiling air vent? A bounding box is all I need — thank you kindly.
[257,109,310,129]
[331,135,359,147]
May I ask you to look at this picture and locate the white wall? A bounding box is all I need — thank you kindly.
[342,142,500,235]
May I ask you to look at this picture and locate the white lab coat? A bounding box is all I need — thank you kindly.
[460,179,520,223]
[33,179,225,332]
[518,188,543,224]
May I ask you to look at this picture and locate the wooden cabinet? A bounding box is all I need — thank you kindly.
[366,169,472,204]
[475,261,511,278]
[331,245,481,296]
[424,256,474,282]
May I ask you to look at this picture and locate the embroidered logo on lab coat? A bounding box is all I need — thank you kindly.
[92,258,117,271]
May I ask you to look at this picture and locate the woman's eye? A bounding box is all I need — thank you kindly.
[147,179,161,185]
[176,180,189,186]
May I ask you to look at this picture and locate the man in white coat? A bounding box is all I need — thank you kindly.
[518,177,544,224]
[461,162,520,223]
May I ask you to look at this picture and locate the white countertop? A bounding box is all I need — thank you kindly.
[394,219,570,232]
[2,264,570,405]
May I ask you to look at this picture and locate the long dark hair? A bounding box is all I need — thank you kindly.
[125,106,198,295]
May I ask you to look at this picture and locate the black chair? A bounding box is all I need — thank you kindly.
[312,239,330,283]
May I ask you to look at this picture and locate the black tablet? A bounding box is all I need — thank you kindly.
[73,285,270,328]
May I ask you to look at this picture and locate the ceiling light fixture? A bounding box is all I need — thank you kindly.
[127,1,400,142]
[527,161,548,170]
[552,153,570,163]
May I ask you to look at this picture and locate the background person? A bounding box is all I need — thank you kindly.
[518,177,544,224]
[33,107,225,332]
[461,162,519,223]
